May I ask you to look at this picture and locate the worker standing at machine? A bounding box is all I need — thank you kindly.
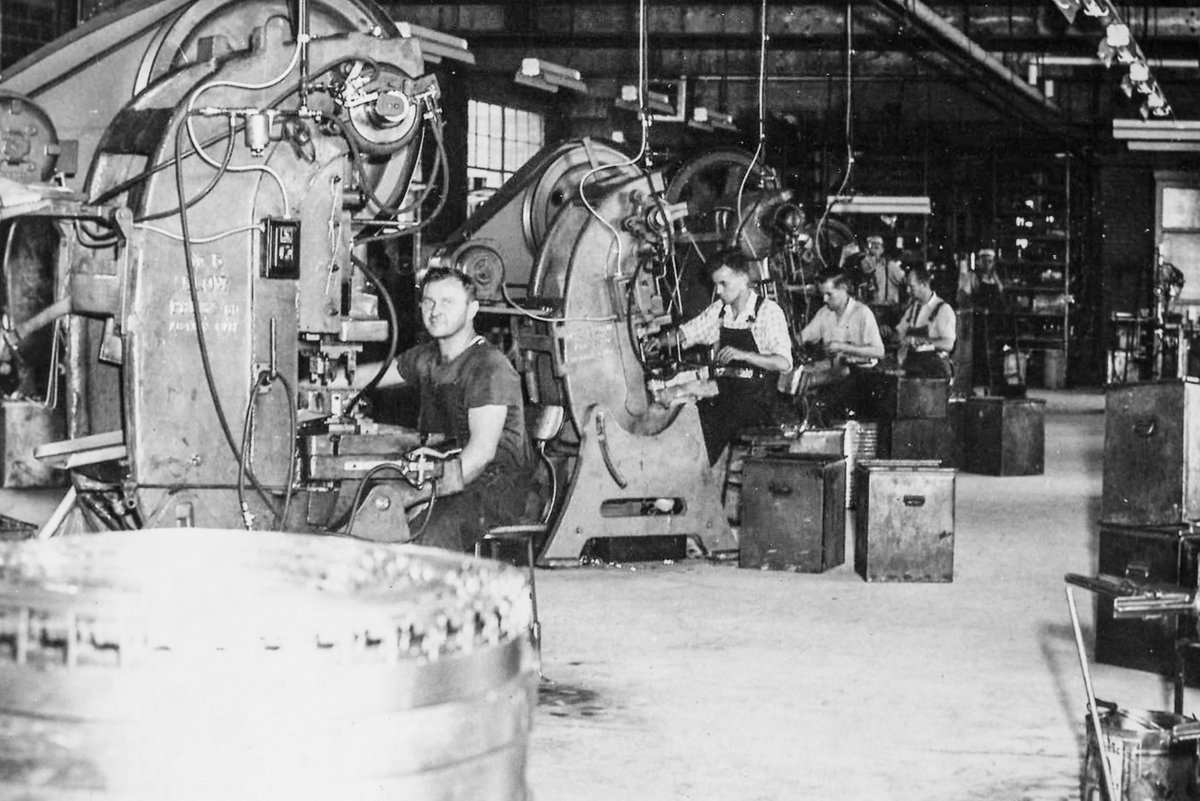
[859,235,907,307]
[896,266,957,378]
[655,258,792,465]
[374,267,536,552]
[796,270,886,418]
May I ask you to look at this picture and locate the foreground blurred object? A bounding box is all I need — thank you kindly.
[0,529,537,800]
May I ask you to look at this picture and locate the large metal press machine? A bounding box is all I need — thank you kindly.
[0,0,817,562]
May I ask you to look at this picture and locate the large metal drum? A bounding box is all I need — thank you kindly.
[0,529,537,800]
[1082,707,1200,801]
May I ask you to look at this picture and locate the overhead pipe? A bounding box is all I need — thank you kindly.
[870,0,1060,115]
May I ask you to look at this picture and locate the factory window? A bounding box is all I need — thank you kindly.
[467,101,544,196]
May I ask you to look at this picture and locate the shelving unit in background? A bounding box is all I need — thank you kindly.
[988,154,1073,389]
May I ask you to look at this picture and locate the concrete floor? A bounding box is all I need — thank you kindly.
[2,390,1194,799]
[526,389,1200,801]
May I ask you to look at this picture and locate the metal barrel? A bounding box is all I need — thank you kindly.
[0,529,538,800]
[1082,707,1200,801]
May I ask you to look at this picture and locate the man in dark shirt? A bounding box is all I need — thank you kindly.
[375,267,534,552]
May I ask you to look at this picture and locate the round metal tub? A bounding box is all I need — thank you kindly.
[0,529,537,800]
[1082,707,1200,801]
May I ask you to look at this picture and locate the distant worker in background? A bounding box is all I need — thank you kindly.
[958,247,1005,390]
[797,270,886,418]
[373,268,536,552]
[654,258,792,465]
[860,235,907,306]
[896,266,957,379]
[958,247,1004,310]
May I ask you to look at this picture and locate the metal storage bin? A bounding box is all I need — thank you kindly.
[739,454,846,573]
[876,417,953,465]
[862,372,950,419]
[1102,379,1200,526]
[961,396,1045,475]
[1094,522,1200,686]
[854,460,955,583]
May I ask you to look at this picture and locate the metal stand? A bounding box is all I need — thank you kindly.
[537,403,736,566]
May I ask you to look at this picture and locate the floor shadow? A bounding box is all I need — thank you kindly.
[538,678,606,719]
[1041,619,1090,756]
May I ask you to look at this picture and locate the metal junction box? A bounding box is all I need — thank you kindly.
[1102,379,1200,526]
[739,455,846,573]
[854,460,955,583]
[961,397,1045,476]
[1094,523,1200,686]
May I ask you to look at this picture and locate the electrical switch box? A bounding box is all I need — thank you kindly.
[262,217,301,279]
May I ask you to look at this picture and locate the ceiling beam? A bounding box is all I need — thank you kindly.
[866,0,1081,141]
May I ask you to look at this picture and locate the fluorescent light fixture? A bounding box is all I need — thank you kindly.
[1129,61,1151,82]
[514,58,588,93]
[614,85,674,115]
[394,22,475,65]
[1126,142,1200,152]
[1113,119,1200,140]
[826,195,933,215]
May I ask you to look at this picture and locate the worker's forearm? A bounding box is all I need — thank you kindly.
[739,351,790,372]
[458,443,496,485]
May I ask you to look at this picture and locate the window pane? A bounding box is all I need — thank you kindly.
[1163,187,1200,230]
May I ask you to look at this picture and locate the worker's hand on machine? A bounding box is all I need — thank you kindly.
[644,330,677,356]
[714,345,747,365]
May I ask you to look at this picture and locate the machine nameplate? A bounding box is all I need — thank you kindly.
[560,326,617,364]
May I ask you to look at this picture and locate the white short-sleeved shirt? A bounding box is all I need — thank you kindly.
[678,292,793,371]
[800,298,884,361]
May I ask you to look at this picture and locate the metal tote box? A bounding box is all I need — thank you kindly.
[1103,379,1200,526]
[854,460,956,582]
[961,397,1045,476]
[739,455,846,573]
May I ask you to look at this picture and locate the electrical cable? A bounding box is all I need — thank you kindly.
[237,371,265,530]
[499,279,617,324]
[343,461,429,540]
[275,370,298,528]
[236,369,299,530]
[734,0,770,251]
[138,116,237,223]
[173,120,283,521]
[136,222,264,243]
[624,257,649,371]
[182,36,307,216]
[343,253,400,415]
[578,0,651,279]
[351,110,451,244]
[185,112,292,217]
[812,2,856,271]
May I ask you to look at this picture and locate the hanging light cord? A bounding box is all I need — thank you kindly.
[735,0,770,240]
[578,0,650,280]
[812,2,855,269]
